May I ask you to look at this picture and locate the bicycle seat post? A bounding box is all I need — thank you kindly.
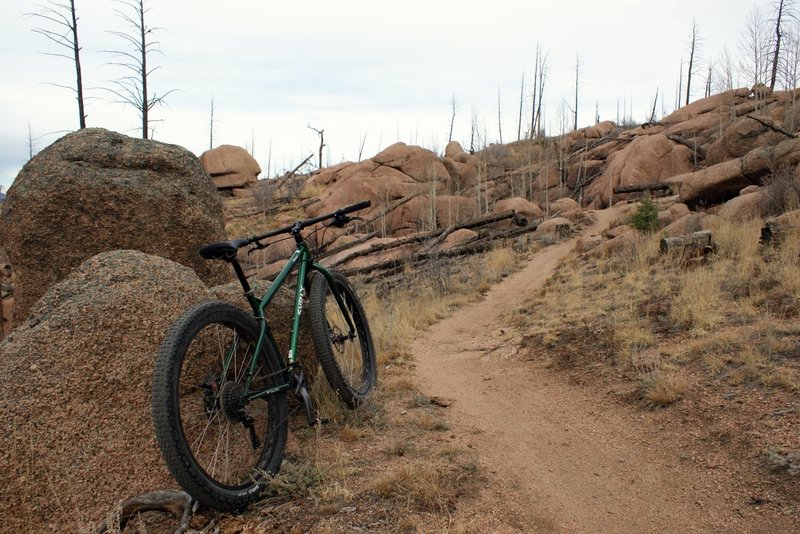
[230,258,252,295]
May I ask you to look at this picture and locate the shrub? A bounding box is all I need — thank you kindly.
[629,196,659,233]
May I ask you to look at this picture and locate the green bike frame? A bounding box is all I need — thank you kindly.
[229,239,355,403]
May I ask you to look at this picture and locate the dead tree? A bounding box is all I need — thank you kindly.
[28,0,87,129]
[770,0,796,89]
[649,88,659,123]
[106,0,175,139]
[739,6,771,87]
[307,125,325,169]
[530,43,548,138]
[573,53,580,131]
[208,94,215,150]
[448,93,457,143]
[685,20,701,106]
[497,86,503,144]
[517,72,525,141]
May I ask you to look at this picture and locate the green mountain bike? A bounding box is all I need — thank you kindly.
[152,200,377,511]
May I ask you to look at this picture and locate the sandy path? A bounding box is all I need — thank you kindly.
[411,209,798,533]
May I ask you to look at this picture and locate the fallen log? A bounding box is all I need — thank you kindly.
[344,221,540,281]
[329,210,518,268]
[660,230,718,264]
[760,209,800,245]
[745,114,797,139]
[614,182,674,195]
[659,230,713,253]
[667,134,707,160]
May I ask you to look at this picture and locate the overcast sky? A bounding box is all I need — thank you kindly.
[0,0,772,191]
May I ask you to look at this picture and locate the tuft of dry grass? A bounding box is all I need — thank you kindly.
[669,266,724,334]
[370,462,453,513]
[481,246,517,281]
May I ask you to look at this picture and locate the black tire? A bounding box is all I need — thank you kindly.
[152,301,288,511]
[309,271,377,408]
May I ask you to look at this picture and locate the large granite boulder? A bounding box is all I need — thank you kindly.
[0,250,305,532]
[0,128,228,323]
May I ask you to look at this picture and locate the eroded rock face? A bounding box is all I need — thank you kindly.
[0,128,228,323]
[199,144,261,189]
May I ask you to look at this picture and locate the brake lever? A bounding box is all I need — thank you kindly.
[331,213,349,228]
[331,214,364,228]
[247,239,269,255]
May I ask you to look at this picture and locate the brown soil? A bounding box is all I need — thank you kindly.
[412,207,800,533]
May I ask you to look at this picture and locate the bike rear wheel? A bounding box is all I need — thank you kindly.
[152,301,288,511]
[309,271,377,408]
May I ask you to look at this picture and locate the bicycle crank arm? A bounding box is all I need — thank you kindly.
[293,369,317,426]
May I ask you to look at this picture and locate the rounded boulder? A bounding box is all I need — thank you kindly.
[0,128,228,323]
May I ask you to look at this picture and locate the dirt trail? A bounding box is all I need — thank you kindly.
[411,209,798,533]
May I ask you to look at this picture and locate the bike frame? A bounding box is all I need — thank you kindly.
[229,236,355,403]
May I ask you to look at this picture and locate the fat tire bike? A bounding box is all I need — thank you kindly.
[151,200,377,511]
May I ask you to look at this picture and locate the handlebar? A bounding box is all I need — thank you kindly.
[199,200,371,261]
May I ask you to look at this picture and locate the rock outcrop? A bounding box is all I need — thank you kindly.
[0,128,228,324]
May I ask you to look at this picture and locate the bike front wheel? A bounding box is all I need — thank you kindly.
[309,271,377,408]
[152,301,288,511]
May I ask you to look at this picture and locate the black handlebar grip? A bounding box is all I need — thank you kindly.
[343,200,371,214]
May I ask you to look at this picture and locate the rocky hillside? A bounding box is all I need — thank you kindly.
[210,84,800,285]
[3,85,795,340]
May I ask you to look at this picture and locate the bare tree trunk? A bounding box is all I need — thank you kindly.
[497,86,503,144]
[70,0,85,128]
[535,48,547,136]
[649,88,659,123]
[686,20,698,106]
[573,53,580,131]
[209,94,215,149]
[267,135,272,178]
[137,1,148,138]
[358,133,367,161]
[27,123,35,159]
[771,0,787,89]
[448,93,456,142]
[307,125,325,169]
[517,71,525,140]
[530,44,539,138]
[28,0,87,129]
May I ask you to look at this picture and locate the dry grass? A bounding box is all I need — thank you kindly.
[369,461,455,514]
[516,216,800,405]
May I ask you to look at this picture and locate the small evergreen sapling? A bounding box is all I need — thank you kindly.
[630,196,659,233]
